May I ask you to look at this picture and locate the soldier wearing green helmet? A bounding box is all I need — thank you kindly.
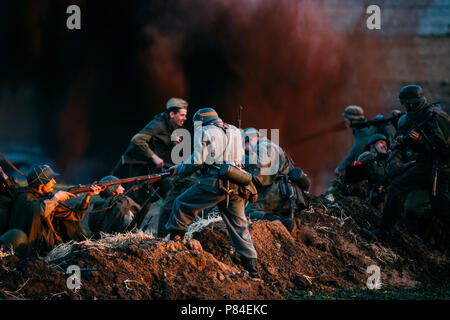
[335,105,378,176]
[6,165,103,256]
[86,175,141,238]
[357,133,390,208]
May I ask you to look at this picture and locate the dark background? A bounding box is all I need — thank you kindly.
[1,0,449,193]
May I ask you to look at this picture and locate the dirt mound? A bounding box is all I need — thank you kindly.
[0,196,449,299]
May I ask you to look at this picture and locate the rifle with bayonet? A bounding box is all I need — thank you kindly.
[66,172,172,195]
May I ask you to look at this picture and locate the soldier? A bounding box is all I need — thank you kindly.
[86,176,141,238]
[117,97,188,205]
[242,128,309,234]
[335,105,377,176]
[0,166,21,235]
[5,165,102,255]
[165,108,259,278]
[383,114,430,221]
[357,134,390,208]
[326,161,370,202]
[368,85,450,237]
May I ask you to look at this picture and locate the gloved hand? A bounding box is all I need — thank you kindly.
[406,130,424,144]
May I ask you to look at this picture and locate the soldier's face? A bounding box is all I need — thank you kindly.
[170,109,187,127]
[39,178,56,194]
[374,140,388,154]
[114,185,125,195]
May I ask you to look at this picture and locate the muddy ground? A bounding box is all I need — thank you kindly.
[0,195,448,300]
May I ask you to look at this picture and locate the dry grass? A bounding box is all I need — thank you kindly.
[44,231,155,263]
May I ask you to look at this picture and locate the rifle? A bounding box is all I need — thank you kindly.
[120,155,173,168]
[0,166,16,197]
[66,172,172,194]
[350,112,405,129]
[237,105,243,129]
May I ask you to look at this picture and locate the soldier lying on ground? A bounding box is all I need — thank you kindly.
[326,161,370,202]
[165,108,260,278]
[86,176,141,239]
[2,165,102,256]
[242,128,310,235]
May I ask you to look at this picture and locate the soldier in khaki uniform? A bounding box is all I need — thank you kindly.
[117,98,188,205]
[165,108,259,277]
[242,128,309,234]
[87,176,141,238]
[6,165,102,256]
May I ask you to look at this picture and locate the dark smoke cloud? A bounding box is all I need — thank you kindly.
[137,0,390,193]
[1,0,391,192]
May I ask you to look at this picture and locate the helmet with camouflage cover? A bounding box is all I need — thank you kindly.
[27,164,60,188]
[193,108,221,125]
[0,229,28,254]
[242,127,260,143]
[342,105,365,121]
[398,85,427,104]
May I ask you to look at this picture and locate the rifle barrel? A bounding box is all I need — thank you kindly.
[66,172,171,194]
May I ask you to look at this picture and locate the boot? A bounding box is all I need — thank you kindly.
[241,256,259,278]
[169,229,186,241]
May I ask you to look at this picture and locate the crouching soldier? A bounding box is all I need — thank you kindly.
[165,108,260,278]
[87,176,141,238]
[6,165,102,256]
[242,128,310,234]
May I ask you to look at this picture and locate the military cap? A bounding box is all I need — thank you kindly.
[166,98,188,110]
[193,107,221,125]
[343,105,365,121]
[398,85,427,104]
[27,164,59,187]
